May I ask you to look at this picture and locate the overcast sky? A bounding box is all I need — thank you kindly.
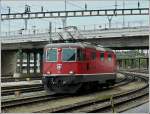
[1,0,149,33]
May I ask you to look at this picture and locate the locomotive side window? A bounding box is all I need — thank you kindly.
[62,48,76,61]
[77,49,84,61]
[108,53,112,61]
[91,51,96,60]
[47,49,57,62]
[100,52,104,61]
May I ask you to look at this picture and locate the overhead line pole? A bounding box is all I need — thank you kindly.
[24,4,31,30]
[7,6,11,35]
[123,0,125,28]
[64,0,67,28]
[49,22,52,43]
[107,0,118,29]
[62,0,67,40]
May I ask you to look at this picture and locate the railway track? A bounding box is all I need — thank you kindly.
[35,72,148,113]
[48,72,148,113]
[1,75,42,82]
[1,72,148,113]
[1,73,128,112]
[1,84,44,96]
[1,72,127,96]
[121,69,149,74]
[2,94,69,110]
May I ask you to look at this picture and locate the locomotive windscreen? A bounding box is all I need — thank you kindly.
[47,49,57,61]
[62,48,76,61]
[45,48,84,62]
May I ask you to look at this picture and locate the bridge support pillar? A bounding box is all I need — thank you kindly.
[124,59,127,69]
[138,58,141,69]
[146,58,149,70]
[119,60,124,69]
[131,59,134,69]
[1,51,17,76]
[118,60,121,69]
[117,60,120,70]
[40,52,43,74]
[27,52,30,74]
[117,60,121,69]
[121,60,124,69]
[33,52,37,73]
[122,60,124,69]
[18,50,23,73]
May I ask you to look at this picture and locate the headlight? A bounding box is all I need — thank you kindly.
[47,71,51,74]
[69,71,74,75]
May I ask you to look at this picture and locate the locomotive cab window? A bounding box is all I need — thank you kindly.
[100,52,104,61]
[62,48,76,61]
[47,49,57,62]
[108,53,112,61]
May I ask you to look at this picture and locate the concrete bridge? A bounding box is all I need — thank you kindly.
[1,26,149,50]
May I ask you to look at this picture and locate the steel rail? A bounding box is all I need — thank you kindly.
[1,85,44,96]
[85,87,148,113]
[1,94,69,109]
[95,93,148,113]
[1,76,42,82]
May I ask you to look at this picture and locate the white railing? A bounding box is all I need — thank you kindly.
[1,20,147,37]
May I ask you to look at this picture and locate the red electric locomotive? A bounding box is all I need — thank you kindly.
[42,42,117,94]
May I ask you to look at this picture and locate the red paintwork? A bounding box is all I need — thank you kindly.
[43,43,117,76]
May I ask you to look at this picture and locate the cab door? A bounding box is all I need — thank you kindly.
[77,48,86,74]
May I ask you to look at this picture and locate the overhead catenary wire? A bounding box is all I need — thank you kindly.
[66,1,84,10]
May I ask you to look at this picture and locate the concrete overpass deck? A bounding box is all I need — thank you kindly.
[1,26,149,50]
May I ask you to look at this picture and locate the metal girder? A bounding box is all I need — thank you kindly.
[1,8,149,20]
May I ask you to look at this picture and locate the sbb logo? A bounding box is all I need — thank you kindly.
[56,64,62,70]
